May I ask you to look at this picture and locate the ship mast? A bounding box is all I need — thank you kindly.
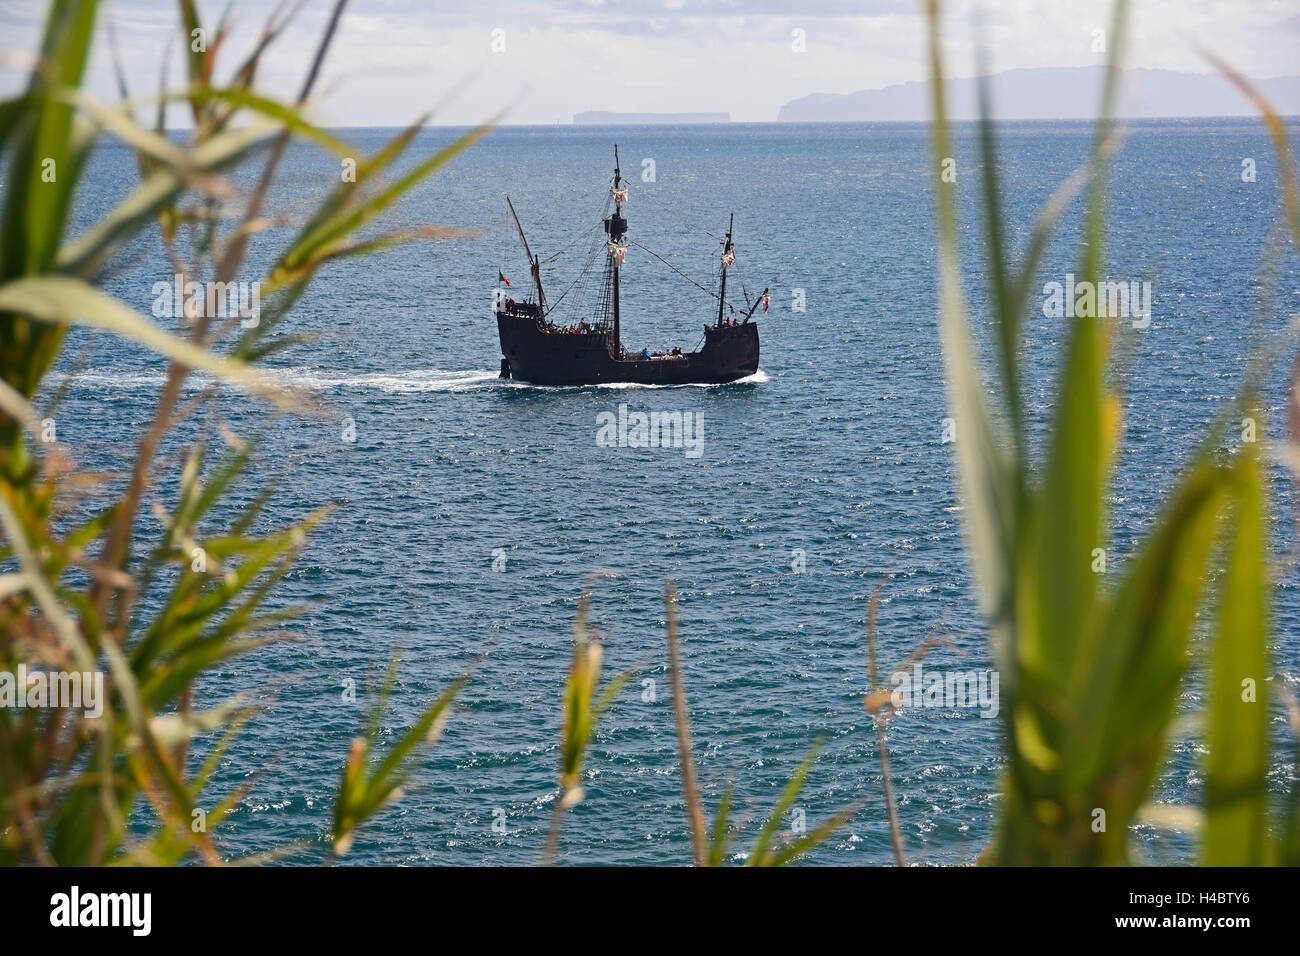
[603,145,628,355]
[717,212,734,325]
[507,195,545,314]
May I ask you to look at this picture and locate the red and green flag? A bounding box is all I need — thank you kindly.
[498,271,511,287]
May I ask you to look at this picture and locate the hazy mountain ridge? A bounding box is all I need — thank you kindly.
[574,111,731,125]
[778,66,1300,122]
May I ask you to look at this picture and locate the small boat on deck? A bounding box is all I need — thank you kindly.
[494,146,764,387]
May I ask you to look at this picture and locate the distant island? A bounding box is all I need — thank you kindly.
[573,111,731,125]
[778,66,1300,122]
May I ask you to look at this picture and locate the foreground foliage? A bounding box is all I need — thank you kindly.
[0,0,484,865]
[3,0,1294,868]
[925,0,1299,864]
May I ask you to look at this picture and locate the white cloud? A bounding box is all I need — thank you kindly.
[0,0,1294,124]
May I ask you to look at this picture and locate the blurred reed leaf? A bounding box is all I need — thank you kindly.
[543,573,636,865]
[0,275,290,404]
[332,655,466,857]
[1,0,494,867]
[664,580,860,866]
[1203,444,1271,864]
[926,0,1292,865]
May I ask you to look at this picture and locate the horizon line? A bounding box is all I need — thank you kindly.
[141,114,1300,132]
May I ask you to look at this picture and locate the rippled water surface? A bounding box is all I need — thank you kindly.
[49,120,1300,864]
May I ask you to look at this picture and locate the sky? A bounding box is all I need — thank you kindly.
[1,0,1298,125]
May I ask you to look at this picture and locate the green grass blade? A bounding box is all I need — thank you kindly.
[1203,445,1270,864]
[0,0,98,278]
[55,123,272,276]
[1052,459,1225,863]
[0,275,289,405]
[706,781,736,866]
[745,736,824,866]
[183,86,352,157]
[924,0,1017,668]
[1034,0,1130,692]
[276,119,495,274]
[974,72,1020,445]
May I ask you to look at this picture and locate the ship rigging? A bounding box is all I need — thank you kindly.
[493,145,764,387]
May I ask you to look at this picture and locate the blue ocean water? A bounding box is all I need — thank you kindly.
[46,119,1300,865]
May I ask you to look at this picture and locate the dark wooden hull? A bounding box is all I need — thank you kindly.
[496,311,759,386]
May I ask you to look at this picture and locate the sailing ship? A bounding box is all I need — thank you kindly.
[494,146,764,386]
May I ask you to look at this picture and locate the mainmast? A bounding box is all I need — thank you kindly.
[507,195,545,314]
[603,145,628,354]
[717,212,734,325]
